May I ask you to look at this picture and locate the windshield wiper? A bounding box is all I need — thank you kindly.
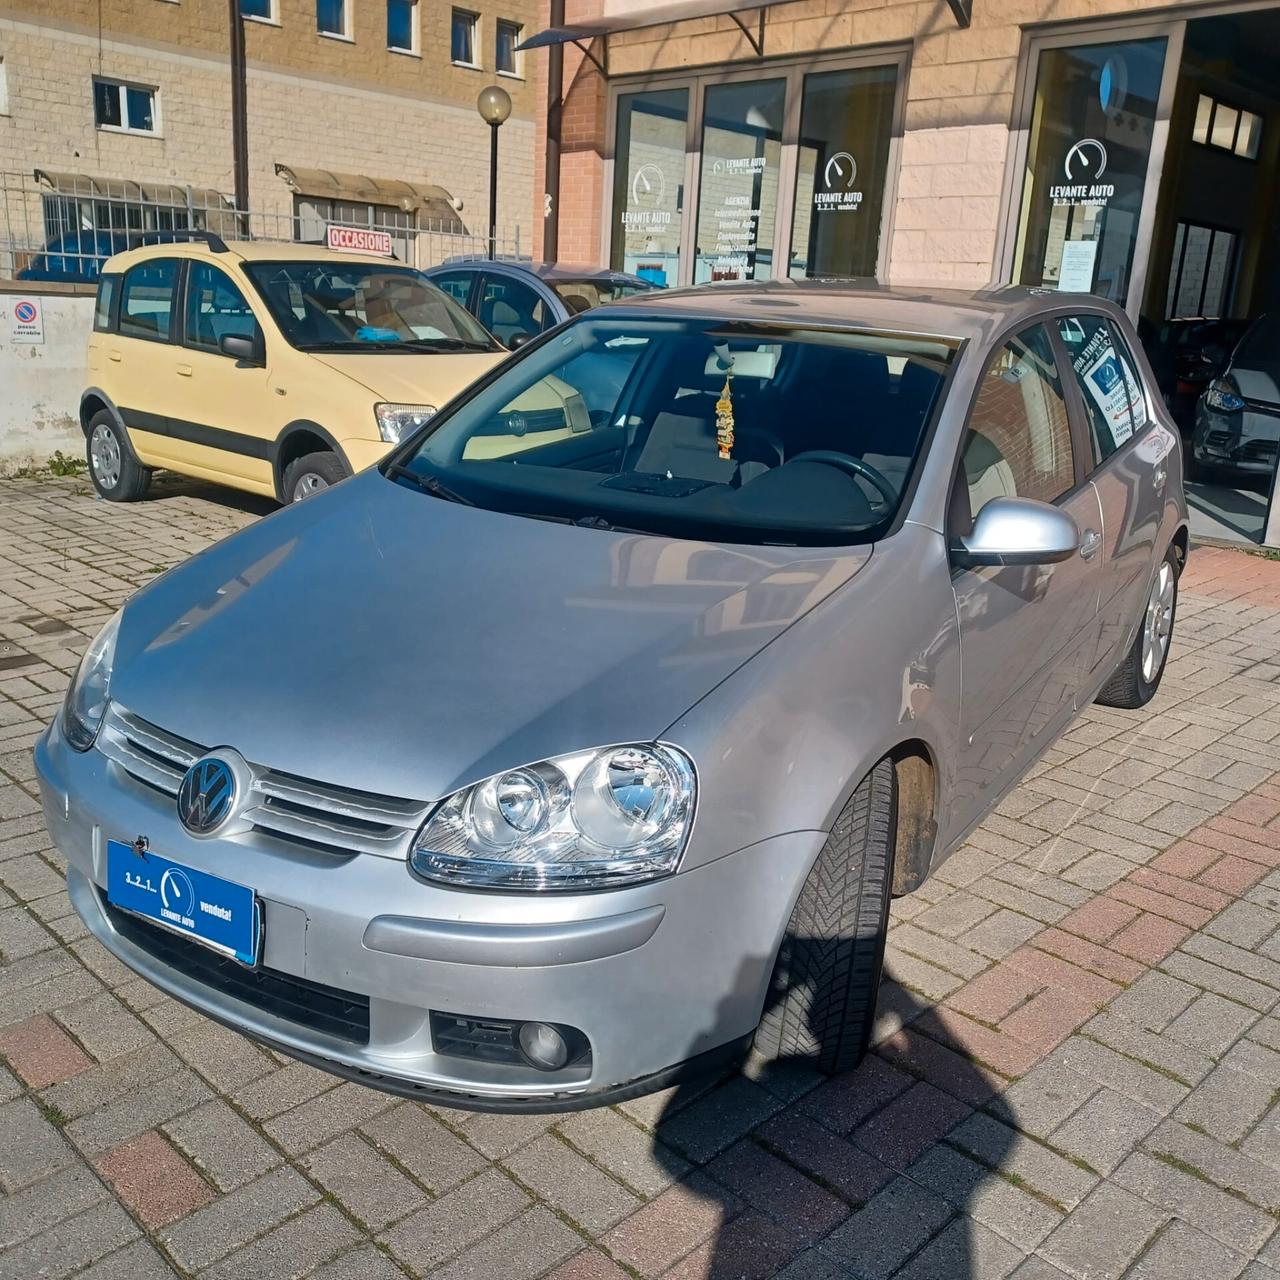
[386,464,475,506]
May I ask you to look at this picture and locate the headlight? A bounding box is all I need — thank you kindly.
[1204,379,1245,413]
[410,743,696,890]
[61,610,121,752]
[375,403,437,444]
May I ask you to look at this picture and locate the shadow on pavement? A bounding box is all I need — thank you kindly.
[634,943,1015,1279]
[139,471,280,517]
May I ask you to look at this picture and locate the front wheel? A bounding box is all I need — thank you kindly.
[1095,545,1180,709]
[754,757,896,1075]
[283,451,348,503]
[86,412,150,502]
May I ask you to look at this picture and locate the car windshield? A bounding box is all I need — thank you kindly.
[392,316,956,546]
[244,261,498,353]
[550,278,653,312]
[1236,314,1279,366]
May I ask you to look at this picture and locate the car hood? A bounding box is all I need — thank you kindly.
[1232,364,1280,410]
[307,351,502,406]
[112,471,870,803]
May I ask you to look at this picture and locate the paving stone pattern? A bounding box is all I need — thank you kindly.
[2,474,1280,1278]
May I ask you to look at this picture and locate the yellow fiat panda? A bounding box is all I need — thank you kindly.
[81,233,507,503]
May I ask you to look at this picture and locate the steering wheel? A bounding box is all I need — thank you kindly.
[788,451,898,507]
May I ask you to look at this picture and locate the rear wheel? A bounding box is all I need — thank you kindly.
[754,757,896,1074]
[86,411,150,502]
[283,451,347,503]
[1095,544,1179,709]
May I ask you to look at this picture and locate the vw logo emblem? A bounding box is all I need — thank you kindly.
[177,756,237,835]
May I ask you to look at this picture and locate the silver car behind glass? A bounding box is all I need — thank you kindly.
[35,282,1188,1111]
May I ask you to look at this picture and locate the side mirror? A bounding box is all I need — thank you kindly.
[220,331,264,364]
[952,497,1080,567]
[508,331,533,350]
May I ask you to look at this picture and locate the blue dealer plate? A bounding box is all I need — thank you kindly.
[105,840,260,966]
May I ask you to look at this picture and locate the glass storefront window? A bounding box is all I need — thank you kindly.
[790,65,898,279]
[611,88,688,287]
[692,79,785,283]
[1013,38,1167,304]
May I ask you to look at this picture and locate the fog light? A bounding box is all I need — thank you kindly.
[518,1021,570,1071]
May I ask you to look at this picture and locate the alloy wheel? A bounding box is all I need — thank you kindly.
[1141,560,1175,683]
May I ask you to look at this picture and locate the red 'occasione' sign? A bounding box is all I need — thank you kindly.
[326,225,394,256]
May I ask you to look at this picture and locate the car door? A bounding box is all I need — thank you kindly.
[109,256,181,465]
[950,322,1104,822]
[167,260,275,487]
[1055,312,1167,688]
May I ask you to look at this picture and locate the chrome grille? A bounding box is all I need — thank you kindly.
[97,706,431,858]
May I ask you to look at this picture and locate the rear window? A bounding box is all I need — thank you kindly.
[94,274,119,333]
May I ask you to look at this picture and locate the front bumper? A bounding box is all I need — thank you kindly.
[35,718,821,1110]
[1193,408,1280,476]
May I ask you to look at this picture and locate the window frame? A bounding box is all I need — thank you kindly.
[316,0,352,40]
[451,8,480,68]
[386,0,419,53]
[946,315,1091,544]
[1052,309,1154,473]
[239,0,278,23]
[0,54,9,117]
[1191,91,1263,160]
[94,273,122,334]
[92,76,161,137]
[117,256,181,345]
[495,18,522,77]
[181,260,263,358]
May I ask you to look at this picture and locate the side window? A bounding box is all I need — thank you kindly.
[185,262,258,354]
[94,274,119,333]
[1057,314,1149,465]
[478,275,547,346]
[119,258,177,341]
[430,272,475,308]
[959,324,1076,526]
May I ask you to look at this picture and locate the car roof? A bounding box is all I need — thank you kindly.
[102,238,411,273]
[593,279,1128,342]
[430,256,650,287]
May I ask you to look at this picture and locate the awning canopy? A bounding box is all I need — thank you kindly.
[33,169,233,211]
[519,0,970,71]
[273,164,464,230]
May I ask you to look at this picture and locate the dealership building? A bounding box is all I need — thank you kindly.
[523,0,1279,543]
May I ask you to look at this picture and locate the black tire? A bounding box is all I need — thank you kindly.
[282,450,348,503]
[85,411,150,502]
[754,757,897,1075]
[1095,544,1180,710]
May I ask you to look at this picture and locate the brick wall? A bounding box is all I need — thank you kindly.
[0,13,535,249]
[542,0,1203,283]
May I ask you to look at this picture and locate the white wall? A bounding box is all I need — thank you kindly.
[0,288,89,473]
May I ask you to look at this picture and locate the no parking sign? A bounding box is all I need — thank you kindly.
[10,296,44,344]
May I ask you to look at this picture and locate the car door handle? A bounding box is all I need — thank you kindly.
[106,350,122,362]
[1079,529,1103,560]
[175,364,193,377]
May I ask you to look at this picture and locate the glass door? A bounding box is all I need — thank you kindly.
[692,79,785,283]
[790,64,899,279]
[610,88,689,287]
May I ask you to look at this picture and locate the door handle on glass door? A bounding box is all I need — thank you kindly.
[1079,529,1102,560]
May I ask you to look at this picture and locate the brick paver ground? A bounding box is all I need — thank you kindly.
[2,473,1280,1279]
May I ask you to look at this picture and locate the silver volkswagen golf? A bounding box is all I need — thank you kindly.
[36,283,1186,1111]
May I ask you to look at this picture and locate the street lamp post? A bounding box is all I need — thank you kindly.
[477,85,512,260]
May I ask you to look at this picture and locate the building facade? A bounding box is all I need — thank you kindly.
[0,0,539,268]
[531,0,1279,335]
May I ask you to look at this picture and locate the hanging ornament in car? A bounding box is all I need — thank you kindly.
[715,368,735,460]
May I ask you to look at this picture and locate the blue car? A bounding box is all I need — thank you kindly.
[18,230,132,283]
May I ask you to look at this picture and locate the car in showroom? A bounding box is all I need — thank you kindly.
[80,233,506,504]
[425,257,656,348]
[36,281,1187,1111]
[1191,312,1280,482]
